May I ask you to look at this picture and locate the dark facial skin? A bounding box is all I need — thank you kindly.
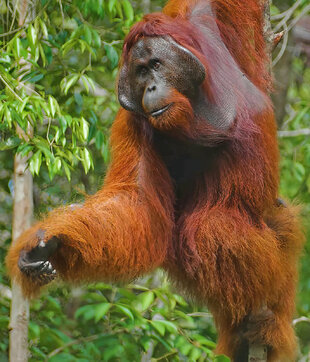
[118,36,206,117]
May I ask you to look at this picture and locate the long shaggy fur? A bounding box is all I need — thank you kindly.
[6,1,304,361]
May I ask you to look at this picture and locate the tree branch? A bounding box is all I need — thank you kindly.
[278,128,310,138]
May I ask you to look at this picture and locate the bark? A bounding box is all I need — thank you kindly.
[248,344,268,362]
[9,140,33,362]
[9,0,35,359]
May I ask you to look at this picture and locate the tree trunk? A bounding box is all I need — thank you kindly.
[8,0,36,359]
[9,142,33,362]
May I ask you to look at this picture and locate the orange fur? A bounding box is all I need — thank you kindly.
[6,1,304,361]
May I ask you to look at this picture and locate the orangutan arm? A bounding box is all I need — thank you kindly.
[6,109,174,297]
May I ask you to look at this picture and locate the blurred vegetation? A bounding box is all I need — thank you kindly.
[0,0,309,361]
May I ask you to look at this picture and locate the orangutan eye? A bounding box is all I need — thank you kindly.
[150,59,161,70]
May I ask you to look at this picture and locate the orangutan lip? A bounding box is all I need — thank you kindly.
[150,103,172,117]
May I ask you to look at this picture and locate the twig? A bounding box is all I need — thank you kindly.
[46,333,105,360]
[287,4,310,33]
[9,1,19,32]
[0,75,23,102]
[271,0,303,21]
[272,24,288,66]
[273,0,303,32]
[278,129,310,138]
[58,0,65,26]
[187,312,212,318]
[293,317,310,326]
[280,105,296,130]
[152,350,178,361]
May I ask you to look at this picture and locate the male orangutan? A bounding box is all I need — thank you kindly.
[6,0,304,361]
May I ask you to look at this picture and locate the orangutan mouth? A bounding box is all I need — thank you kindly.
[150,103,172,117]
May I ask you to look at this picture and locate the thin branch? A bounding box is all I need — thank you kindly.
[0,74,23,102]
[273,0,303,32]
[152,350,178,361]
[278,129,310,138]
[187,312,212,318]
[293,317,310,326]
[9,1,19,32]
[271,0,303,21]
[287,4,310,33]
[58,0,65,26]
[280,105,297,130]
[46,333,106,360]
[272,24,288,66]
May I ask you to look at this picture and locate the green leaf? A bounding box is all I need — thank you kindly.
[28,24,37,48]
[54,157,61,172]
[150,320,165,336]
[306,175,310,193]
[189,347,203,360]
[74,92,83,108]
[29,151,42,175]
[191,334,216,348]
[29,322,40,339]
[115,2,123,18]
[136,291,154,312]
[0,137,21,150]
[4,107,12,127]
[81,75,90,93]
[81,148,92,173]
[49,353,76,362]
[48,96,57,117]
[104,44,119,68]
[58,118,66,134]
[62,161,71,181]
[39,18,48,38]
[154,320,178,334]
[39,43,47,67]
[103,345,124,361]
[14,37,21,57]
[92,29,101,48]
[108,0,116,13]
[63,74,79,95]
[17,143,33,157]
[80,117,89,141]
[115,305,134,321]
[95,131,104,150]
[84,25,92,45]
[293,106,309,126]
[75,305,95,321]
[84,75,95,92]
[214,355,231,362]
[28,73,44,83]
[0,54,10,64]
[94,303,111,323]
[121,0,134,21]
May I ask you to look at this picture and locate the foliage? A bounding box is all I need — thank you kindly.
[0,0,309,361]
[25,276,219,361]
[278,58,310,358]
[0,0,138,180]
